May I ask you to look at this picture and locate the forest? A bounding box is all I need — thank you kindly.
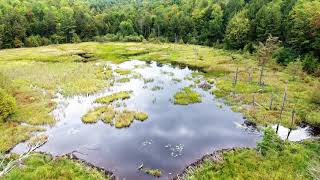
[0,0,319,75]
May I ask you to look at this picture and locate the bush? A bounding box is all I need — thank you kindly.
[71,33,81,43]
[0,88,16,123]
[41,37,51,46]
[273,47,297,65]
[257,127,282,156]
[302,53,320,76]
[25,35,42,47]
[13,38,24,48]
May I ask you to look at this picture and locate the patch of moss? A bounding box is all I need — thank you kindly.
[134,112,148,121]
[95,91,131,104]
[117,77,130,83]
[143,168,162,177]
[151,86,163,91]
[4,153,109,179]
[115,69,131,75]
[174,87,202,105]
[115,110,135,128]
[81,106,115,124]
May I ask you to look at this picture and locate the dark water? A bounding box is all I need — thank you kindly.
[13,60,264,179]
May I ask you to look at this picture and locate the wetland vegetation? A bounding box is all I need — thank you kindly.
[0,0,319,179]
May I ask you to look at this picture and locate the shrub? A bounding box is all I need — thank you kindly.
[273,47,297,65]
[13,38,24,48]
[25,35,42,47]
[257,127,282,156]
[71,33,81,43]
[0,88,16,123]
[41,37,51,46]
[302,53,320,76]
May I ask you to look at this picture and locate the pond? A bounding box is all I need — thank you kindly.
[12,60,313,179]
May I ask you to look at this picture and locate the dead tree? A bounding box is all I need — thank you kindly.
[0,135,48,177]
[257,35,279,86]
[276,81,288,133]
[269,92,274,110]
[233,67,239,87]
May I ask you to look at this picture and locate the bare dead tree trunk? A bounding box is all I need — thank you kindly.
[276,81,288,133]
[290,109,295,128]
[233,67,239,87]
[269,93,274,110]
[252,95,256,107]
[259,64,265,86]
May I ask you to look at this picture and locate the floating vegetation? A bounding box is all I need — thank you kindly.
[94,91,131,104]
[82,107,148,128]
[161,70,174,76]
[174,87,202,105]
[134,112,148,121]
[143,168,162,177]
[115,69,131,75]
[82,106,115,124]
[194,79,201,84]
[172,78,182,83]
[117,77,130,83]
[115,110,135,128]
[151,86,163,91]
[143,78,154,84]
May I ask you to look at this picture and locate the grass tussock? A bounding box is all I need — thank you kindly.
[4,153,109,179]
[114,110,135,128]
[95,91,131,104]
[81,106,115,124]
[114,69,132,75]
[143,168,162,177]
[174,87,202,105]
[134,112,149,121]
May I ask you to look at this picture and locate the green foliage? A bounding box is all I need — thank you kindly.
[302,53,320,76]
[0,89,16,123]
[25,35,42,47]
[224,10,250,49]
[94,91,131,104]
[257,127,282,156]
[273,47,297,65]
[174,87,202,105]
[119,20,135,36]
[184,140,320,180]
[4,153,109,179]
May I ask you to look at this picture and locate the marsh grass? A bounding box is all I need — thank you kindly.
[0,123,44,153]
[114,69,132,75]
[143,168,162,177]
[117,78,130,83]
[183,129,320,180]
[174,87,202,105]
[81,106,115,124]
[115,110,135,128]
[95,91,131,104]
[134,112,148,121]
[4,153,109,179]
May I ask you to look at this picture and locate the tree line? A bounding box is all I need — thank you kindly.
[0,0,319,75]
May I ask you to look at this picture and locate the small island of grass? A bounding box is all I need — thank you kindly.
[174,87,202,105]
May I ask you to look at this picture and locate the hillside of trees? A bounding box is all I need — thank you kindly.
[0,0,319,75]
